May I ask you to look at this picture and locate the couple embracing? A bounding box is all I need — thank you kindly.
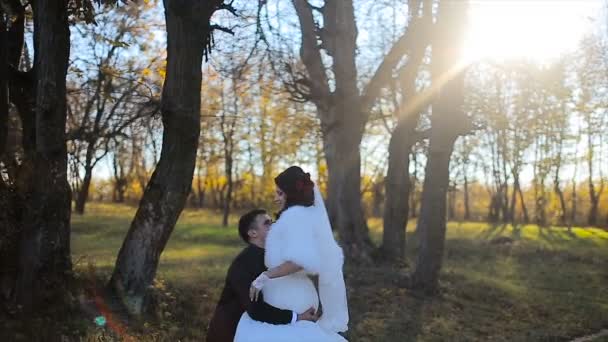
[206,166,349,342]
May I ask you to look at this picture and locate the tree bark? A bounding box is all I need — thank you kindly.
[109,0,219,315]
[410,150,419,218]
[322,111,374,259]
[1,3,27,303]
[371,179,384,218]
[587,153,603,226]
[382,121,413,260]
[222,154,233,226]
[463,172,470,220]
[196,158,206,208]
[509,171,518,222]
[112,150,128,203]
[17,0,72,310]
[411,0,468,294]
[553,171,567,226]
[220,77,237,227]
[380,6,430,261]
[569,158,578,229]
[517,183,529,223]
[75,142,96,214]
[447,184,456,221]
[413,141,456,293]
[588,189,599,226]
[75,165,93,215]
[0,11,8,158]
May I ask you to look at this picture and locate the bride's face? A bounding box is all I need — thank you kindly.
[274,187,286,209]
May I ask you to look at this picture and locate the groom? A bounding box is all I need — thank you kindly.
[206,209,318,342]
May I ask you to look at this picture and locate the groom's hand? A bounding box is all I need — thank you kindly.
[297,307,319,322]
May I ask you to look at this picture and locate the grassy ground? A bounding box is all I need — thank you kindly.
[58,203,608,340]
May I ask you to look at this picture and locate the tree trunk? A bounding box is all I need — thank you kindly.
[570,171,578,229]
[553,175,567,226]
[17,0,72,310]
[322,112,374,260]
[196,162,205,208]
[447,184,456,221]
[0,7,18,302]
[509,172,519,222]
[75,142,95,215]
[371,179,384,218]
[381,120,414,261]
[222,155,233,227]
[588,190,599,226]
[0,15,8,157]
[587,177,602,227]
[410,151,419,218]
[487,193,499,222]
[1,5,27,303]
[411,0,468,294]
[75,165,93,215]
[115,183,126,202]
[517,184,529,223]
[412,140,457,293]
[500,184,509,223]
[536,177,547,226]
[463,172,470,220]
[109,0,216,315]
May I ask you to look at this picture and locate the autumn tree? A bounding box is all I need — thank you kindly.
[67,3,161,214]
[411,0,470,293]
[109,0,235,315]
[261,0,432,259]
[381,0,433,261]
[574,35,608,226]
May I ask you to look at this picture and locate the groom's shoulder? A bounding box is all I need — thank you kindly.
[226,246,250,276]
[234,244,252,260]
[232,244,259,265]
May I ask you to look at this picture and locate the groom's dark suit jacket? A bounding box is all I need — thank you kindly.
[206,244,293,342]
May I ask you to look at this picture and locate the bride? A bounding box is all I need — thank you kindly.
[234,166,348,342]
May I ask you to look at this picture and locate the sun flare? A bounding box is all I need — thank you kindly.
[463,1,604,63]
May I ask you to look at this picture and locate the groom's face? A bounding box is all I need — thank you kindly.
[249,213,272,244]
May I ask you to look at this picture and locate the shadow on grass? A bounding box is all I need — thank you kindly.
[508,249,608,340]
[344,263,427,342]
[476,223,508,241]
[383,297,425,342]
[537,226,604,252]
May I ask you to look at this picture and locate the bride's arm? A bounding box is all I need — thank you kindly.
[249,261,304,301]
[265,261,302,279]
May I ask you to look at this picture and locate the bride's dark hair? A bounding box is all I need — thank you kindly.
[274,166,315,219]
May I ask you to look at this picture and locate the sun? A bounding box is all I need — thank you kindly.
[463,0,604,64]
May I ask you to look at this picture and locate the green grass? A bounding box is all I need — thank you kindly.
[67,203,608,341]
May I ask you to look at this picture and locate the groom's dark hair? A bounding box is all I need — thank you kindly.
[238,209,267,243]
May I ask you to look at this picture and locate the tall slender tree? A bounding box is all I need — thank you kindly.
[381,0,432,261]
[109,0,234,314]
[411,0,470,293]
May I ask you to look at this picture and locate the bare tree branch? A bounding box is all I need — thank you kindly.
[291,0,330,109]
[361,8,433,112]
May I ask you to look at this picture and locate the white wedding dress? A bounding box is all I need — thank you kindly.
[234,187,348,342]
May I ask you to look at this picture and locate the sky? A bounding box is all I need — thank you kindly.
[91,0,607,185]
[463,0,605,64]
